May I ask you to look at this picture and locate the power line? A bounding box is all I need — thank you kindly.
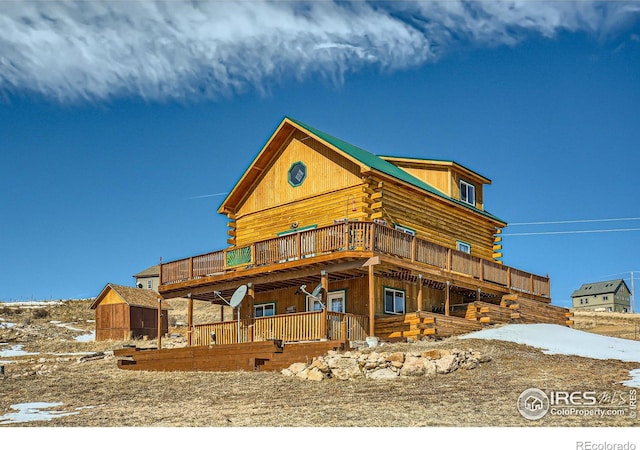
[502,228,640,236]
[509,217,640,226]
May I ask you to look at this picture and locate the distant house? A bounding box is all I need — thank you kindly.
[571,279,631,313]
[133,265,160,292]
[90,283,170,341]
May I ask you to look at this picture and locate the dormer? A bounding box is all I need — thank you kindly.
[378,157,491,211]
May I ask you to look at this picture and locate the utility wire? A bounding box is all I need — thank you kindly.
[509,217,640,226]
[502,228,640,236]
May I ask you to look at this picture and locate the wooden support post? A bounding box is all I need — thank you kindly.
[507,267,512,289]
[479,260,484,281]
[187,294,193,347]
[321,270,329,308]
[158,257,163,286]
[369,223,375,251]
[447,248,452,272]
[445,281,450,317]
[417,274,423,312]
[476,288,481,302]
[247,283,255,343]
[157,296,162,349]
[368,264,375,336]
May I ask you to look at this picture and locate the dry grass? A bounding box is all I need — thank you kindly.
[1,300,639,428]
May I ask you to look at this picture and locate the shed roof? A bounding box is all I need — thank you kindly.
[89,283,171,310]
[570,279,629,298]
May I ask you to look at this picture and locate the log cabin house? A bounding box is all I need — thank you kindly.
[115,117,571,371]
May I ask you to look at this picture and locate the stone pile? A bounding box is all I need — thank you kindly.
[282,347,491,381]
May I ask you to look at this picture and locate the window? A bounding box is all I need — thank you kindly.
[580,299,583,305]
[603,296,609,301]
[456,241,471,254]
[460,180,476,206]
[147,280,153,289]
[384,287,405,315]
[254,303,275,318]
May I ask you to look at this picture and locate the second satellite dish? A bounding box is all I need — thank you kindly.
[229,284,248,308]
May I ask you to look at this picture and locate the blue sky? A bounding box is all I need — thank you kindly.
[1,1,639,309]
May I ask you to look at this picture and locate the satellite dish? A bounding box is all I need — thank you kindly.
[229,284,248,308]
[311,283,323,299]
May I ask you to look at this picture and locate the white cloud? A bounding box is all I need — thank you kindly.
[0,1,638,102]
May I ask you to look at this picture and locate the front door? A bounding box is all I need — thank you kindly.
[326,290,345,313]
[306,290,346,312]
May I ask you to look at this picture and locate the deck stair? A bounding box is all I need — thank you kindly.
[500,294,574,327]
[113,339,346,372]
[450,301,519,325]
[375,311,482,340]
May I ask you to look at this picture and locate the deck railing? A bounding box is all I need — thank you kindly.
[191,310,369,346]
[162,222,550,298]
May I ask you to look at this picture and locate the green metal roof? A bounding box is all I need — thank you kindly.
[286,116,505,223]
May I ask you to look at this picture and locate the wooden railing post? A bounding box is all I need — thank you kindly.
[447,248,452,272]
[507,267,512,289]
[296,232,302,260]
[369,223,375,251]
[188,257,193,280]
[321,308,327,340]
[530,274,534,295]
[445,281,450,316]
[411,236,416,262]
[159,257,163,286]
[479,259,484,281]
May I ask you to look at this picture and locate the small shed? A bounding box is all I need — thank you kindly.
[90,283,170,341]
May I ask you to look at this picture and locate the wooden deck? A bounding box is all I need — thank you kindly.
[113,340,346,372]
[191,310,368,346]
[159,222,550,302]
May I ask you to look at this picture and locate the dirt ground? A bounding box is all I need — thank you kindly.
[1,299,639,431]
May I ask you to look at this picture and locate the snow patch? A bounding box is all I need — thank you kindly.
[0,402,80,424]
[460,324,640,362]
[460,324,640,389]
[0,344,39,358]
[74,331,95,342]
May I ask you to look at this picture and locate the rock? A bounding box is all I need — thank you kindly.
[281,368,294,377]
[400,356,426,376]
[421,349,441,360]
[423,359,437,376]
[474,353,492,363]
[306,367,326,382]
[287,362,308,375]
[326,355,362,380]
[308,358,329,373]
[367,367,398,380]
[461,357,479,370]
[435,353,459,374]
[386,352,405,364]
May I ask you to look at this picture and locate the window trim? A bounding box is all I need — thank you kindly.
[456,240,471,254]
[383,286,406,315]
[394,223,416,236]
[254,302,276,318]
[459,180,476,206]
